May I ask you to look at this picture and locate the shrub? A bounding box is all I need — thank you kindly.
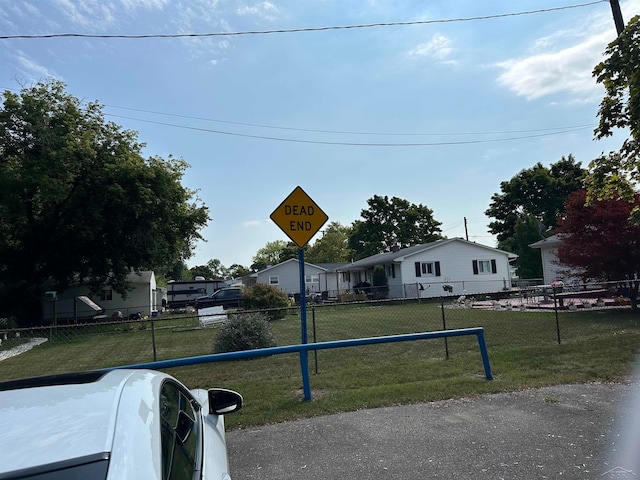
[372,265,389,299]
[242,284,289,320]
[213,312,276,353]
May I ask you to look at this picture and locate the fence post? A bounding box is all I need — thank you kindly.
[151,317,157,362]
[440,297,449,359]
[553,287,561,345]
[312,306,318,374]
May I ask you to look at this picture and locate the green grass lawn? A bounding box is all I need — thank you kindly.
[1,303,638,429]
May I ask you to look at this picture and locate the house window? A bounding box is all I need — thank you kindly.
[305,274,319,283]
[473,259,497,275]
[269,276,279,285]
[385,264,396,279]
[100,289,113,301]
[414,261,441,277]
[341,272,350,282]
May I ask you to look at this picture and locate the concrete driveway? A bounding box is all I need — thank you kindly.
[227,383,640,479]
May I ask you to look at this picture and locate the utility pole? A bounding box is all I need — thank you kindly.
[609,0,625,36]
[464,217,469,241]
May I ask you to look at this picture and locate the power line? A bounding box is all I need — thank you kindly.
[1,84,598,141]
[441,221,464,232]
[1,85,598,139]
[106,113,593,146]
[104,104,596,137]
[0,1,607,40]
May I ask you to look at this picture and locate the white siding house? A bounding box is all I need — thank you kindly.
[42,271,161,323]
[252,259,349,297]
[338,238,517,299]
[529,235,581,285]
[315,263,351,297]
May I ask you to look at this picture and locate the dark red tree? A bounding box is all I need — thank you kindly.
[556,190,640,310]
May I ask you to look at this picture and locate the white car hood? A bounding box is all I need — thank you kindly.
[0,371,128,474]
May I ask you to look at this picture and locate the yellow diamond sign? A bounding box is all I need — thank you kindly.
[270,186,328,249]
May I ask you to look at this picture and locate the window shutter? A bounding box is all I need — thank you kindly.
[415,262,421,277]
[391,264,396,278]
[472,260,479,275]
[435,261,441,277]
[491,259,497,274]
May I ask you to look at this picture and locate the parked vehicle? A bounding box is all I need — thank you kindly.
[167,279,229,309]
[0,369,242,479]
[195,288,243,310]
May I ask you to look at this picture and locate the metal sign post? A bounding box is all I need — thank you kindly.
[298,248,311,400]
[271,186,328,401]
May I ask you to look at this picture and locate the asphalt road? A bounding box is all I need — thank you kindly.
[227,382,640,479]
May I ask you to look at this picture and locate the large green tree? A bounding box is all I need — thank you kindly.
[0,81,209,323]
[485,156,586,278]
[251,240,300,271]
[498,215,547,279]
[589,15,640,206]
[188,260,222,281]
[188,260,250,280]
[227,263,251,278]
[201,259,229,279]
[305,221,353,263]
[348,195,442,260]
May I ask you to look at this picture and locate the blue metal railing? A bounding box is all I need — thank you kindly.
[115,327,493,400]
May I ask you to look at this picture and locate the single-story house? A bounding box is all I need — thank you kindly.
[336,238,518,299]
[42,271,165,323]
[251,259,350,298]
[529,234,581,285]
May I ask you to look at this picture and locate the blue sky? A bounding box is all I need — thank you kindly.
[1,0,637,270]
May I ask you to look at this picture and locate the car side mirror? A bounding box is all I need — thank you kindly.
[208,388,243,415]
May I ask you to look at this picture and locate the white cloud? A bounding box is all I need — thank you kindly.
[243,220,262,227]
[14,51,59,79]
[496,30,612,101]
[0,1,40,30]
[172,1,232,61]
[22,2,40,16]
[495,0,640,101]
[408,33,453,60]
[622,0,640,20]
[120,0,169,11]
[236,1,279,21]
[494,0,625,102]
[53,0,116,29]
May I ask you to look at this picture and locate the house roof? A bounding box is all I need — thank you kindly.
[529,234,563,249]
[251,258,329,277]
[126,271,155,284]
[337,238,517,271]
[314,263,349,272]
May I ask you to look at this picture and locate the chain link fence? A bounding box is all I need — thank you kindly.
[306,278,637,344]
[0,279,638,379]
